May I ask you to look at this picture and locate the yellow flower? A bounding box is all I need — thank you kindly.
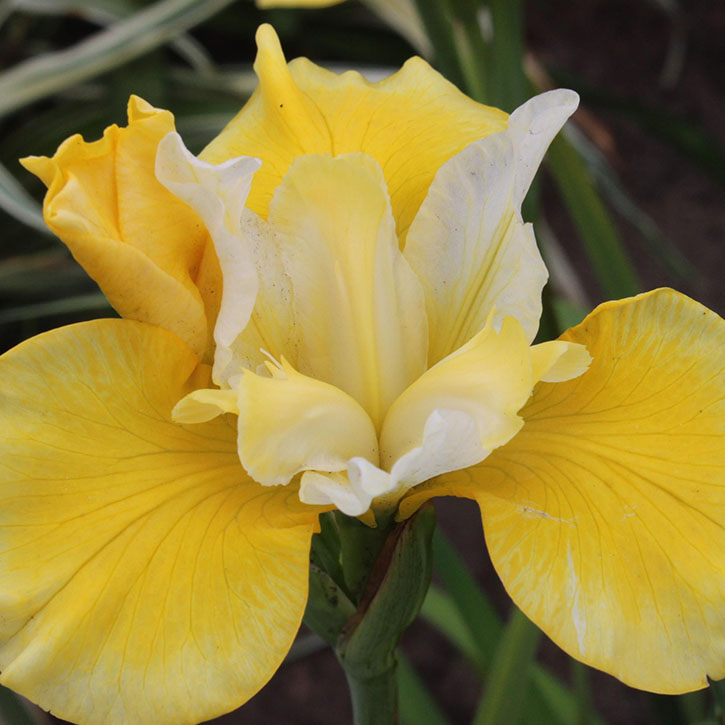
[4,22,724,724]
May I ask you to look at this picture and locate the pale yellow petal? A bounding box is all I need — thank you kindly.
[172,387,239,423]
[201,24,508,241]
[402,289,725,693]
[530,339,591,382]
[404,90,577,363]
[21,97,221,358]
[236,359,379,487]
[0,320,319,723]
[268,152,428,427]
[379,316,534,490]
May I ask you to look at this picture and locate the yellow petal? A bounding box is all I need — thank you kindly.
[0,320,319,723]
[404,90,578,363]
[268,152,428,427]
[379,316,533,485]
[236,359,379,490]
[20,96,221,358]
[201,24,508,241]
[402,289,725,693]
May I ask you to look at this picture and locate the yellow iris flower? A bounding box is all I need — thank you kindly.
[3,22,723,725]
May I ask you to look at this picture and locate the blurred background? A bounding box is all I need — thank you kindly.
[0,0,723,723]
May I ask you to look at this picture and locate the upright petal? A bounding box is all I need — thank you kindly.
[0,320,319,724]
[20,97,220,358]
[201,24,508,240]
[155,132,264,386]
[402,289,725,693]
[404,90,578,362]
[268,153,428,427]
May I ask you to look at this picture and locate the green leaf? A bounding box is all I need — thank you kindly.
[0,162,48,233]
[420,586,483,671]
[0,0,237,119]
[482,0,527,111]
[566,124,696,282]
[472,608,541,725]
[547,133,640,299]
[397,653,450,725]
[432,530,501,666]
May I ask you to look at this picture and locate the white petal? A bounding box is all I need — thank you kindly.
[155,132,261,385]
[404,89,579,362]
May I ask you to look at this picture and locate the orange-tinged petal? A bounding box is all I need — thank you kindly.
[0,320,319,724]
[201,24,508,240]
[20,97,221,359]
[401,288,725,693]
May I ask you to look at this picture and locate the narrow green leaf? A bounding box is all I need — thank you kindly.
[15,0,215,72]
[0,162,48,233]
[0,0,236,118]
[397,653,450,725]
[410,0,464,89]
[547,134,640,299]
[432,530,502,665]
[472,608,540,725]
[482,0,527,111]
[0,293,111,324]
[567,124,696,282]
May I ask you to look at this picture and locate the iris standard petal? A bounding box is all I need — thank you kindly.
[155,132,262,386]
[20,97,220,359]
[401,288,725,693]
[0,320,319,724]
[201,24,508,240]
[404,90,578,362]
[268,152,428,427]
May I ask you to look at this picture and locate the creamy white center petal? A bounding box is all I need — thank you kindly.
[403,89,579,364]
[162,92,589,517]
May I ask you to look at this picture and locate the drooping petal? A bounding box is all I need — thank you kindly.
[20,97,220,358]
[235,359,379,487]
[268,152,428,427]
[201,24,508,240]
[0,320,319,724]
[401,289,725,693]
[155,132,262,385]
[404,90,578,363]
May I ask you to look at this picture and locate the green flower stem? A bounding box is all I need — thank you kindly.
[306,506,436,725]
[344,660,399,725]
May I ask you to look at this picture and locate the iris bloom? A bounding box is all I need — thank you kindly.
[3,23,723,725]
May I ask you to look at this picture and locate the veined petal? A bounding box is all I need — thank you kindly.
[0,320,319,723]
[404,90,578,362]
[201,24,508,241]
[401,289,725,693]
[268,152,428,427]
[236,359,379,487]
[20,96,220,358]
[155,132,262,386]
